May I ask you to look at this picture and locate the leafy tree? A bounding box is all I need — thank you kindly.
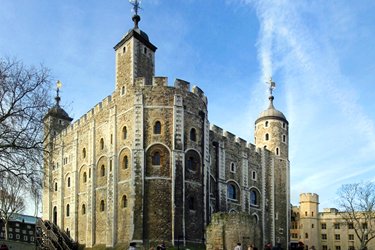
[0,173,26,240]
[337,182,375,250]
[0,57,52,179]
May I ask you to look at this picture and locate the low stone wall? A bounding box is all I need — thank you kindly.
[206,212,262,250]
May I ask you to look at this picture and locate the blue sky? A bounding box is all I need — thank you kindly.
[2,0,375,215]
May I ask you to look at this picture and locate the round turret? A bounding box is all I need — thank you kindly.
[254,79,288,158]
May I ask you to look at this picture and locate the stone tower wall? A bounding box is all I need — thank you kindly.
[299,193,319,248]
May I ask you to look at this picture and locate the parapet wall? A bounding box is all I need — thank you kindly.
[210,124,256,151]
[56,76,208,138]
[299,193,319,203]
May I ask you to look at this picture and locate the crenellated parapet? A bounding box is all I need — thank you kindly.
[299,193,319,204]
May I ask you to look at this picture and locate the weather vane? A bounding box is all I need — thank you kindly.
[267,77,276,96]
[55,80,62,106]
[129,0,141,16]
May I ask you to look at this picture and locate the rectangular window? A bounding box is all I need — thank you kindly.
[9,233,13,239]
[348,223,354,229]
[16,234,20,239]
[335,246,341,250]
[349,247,355,250]
[23,235,28,241]
[348,234,354,241]
[252,171,257,181]
[362,223,368,229]
[322,234,327,240]
[334,223,340,229]
[30,236,34,242]
[312,223,314,228]
[15,228,20,233]
[321,223,327,229]
[322,246,328,250]
[335,234,340,240]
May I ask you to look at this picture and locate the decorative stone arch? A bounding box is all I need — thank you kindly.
[249,186,261,207]
[96,155,108,187]
[252,212,259,224]
[226,179,241,203]
[145,143,171,177]
[184,148,202,175]
[63,172,72,193]
[78,165,88,193]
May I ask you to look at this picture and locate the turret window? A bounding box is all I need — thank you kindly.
[82,204,86,215]
[83,172,87,183]
[123,47,126,54]
[230,162,236,173]
[54,182,58,191]
[283,122,286,129]
[265,133,269,141]
[190,128,197,142]
[82,148,86,158]
[123,126,127,139]
[265,121,269,127]
[152,152,161,165]
[66,204,70,217]
[252,171,257,181]
[282,135,286,143]
[67,177,71,187]
[154,121,161,134]
[122,195,128,208]
[101,165,105,177]
[276,147,280,156]
[100,200,105,212]
[100,138,104,150]
[123,155,129,169]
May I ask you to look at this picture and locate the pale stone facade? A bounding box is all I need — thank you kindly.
[291,193,375,250]
[43,13,290,249]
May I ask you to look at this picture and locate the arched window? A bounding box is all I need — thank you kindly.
[250,190,258,206]
[123,155,129,169]
[122,126,127,139]
[122,195,128,208]
[152,152,161,165]
[265,121,269,127]
[187,156,196,171]
[121,85,125,95]
[227,183,237,200]
[67,177,71,187]
[100,138,104,150]
[230,162,236,173]
[283,134,286,143]
[188,197,195,211]
[100,200,105,212]
[82,148,86,158]
[66,204,70,217]
[82,204,86,215]
[54,182,57,191]
[265,133,269,141]
[101,165,105,177]
[276,147,280,155]
[83,172,87,183]
[153,121,161,134]
[190,128,196,142]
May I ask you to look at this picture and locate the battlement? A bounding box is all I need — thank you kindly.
[210,124,256,150]
[299,193,319,203]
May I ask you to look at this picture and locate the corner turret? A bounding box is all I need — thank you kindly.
[114,0,157,89]
[254,78,288,158]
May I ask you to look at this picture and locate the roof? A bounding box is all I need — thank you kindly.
[255,96,288,124]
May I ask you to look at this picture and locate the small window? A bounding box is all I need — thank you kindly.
[265,133,269,141]
[89,168,91,178]
[362,223,368,229]
[123,126,127,139]
[67,177,71,187]
[282,135,286,143]
[321,223,327,229]
[265,121,269,127]
[322,234,327,240]
[123,46,126,53]
[9,233,13,239]
[230,162,236,173]
[100,200,105,212]
[143,47,147,54]
[252,171,257,180]
[283,122,286,128]
[82,148,86,158]
[334,223,340,229]
[305,233,308,239]
[312,223,314,228]
[100,138,104,150]
[121,86,125,95]
[187,156,196,171]
[83,172,87,183]
[154,121,161,134]
[190,128,196,142]
[348,234,354,241]
[54,182,58,191]
[250,190,258,206]
[123,155,129,169]
[66,204,70,217]
[188,197,195,210]
[335,246,341,250]
[122,195,127,208]
[276,147,279,155]
[305,211,308,216]
[110,134,113,144]
[82,204,86,215]
[110,160,112,172]
[312,211,314,216]
[101,165,105,177]
[335,234,340,240]
[227,183,237,200]
[348,223,354,229]
[152,152,161,165]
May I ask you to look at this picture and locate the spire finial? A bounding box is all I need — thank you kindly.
[266,77,276,109]
[130,0,142,28]
[55,80,62,106]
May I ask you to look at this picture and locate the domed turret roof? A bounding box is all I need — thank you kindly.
[255,79,288,124]
[256,95,287,124]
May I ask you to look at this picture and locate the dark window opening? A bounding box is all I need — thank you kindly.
[190,128,196,141]
[152,152,161,165]
[154,121,161,134]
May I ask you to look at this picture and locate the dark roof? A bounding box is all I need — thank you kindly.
[255,96,288,124]
[114,28,157,52]
[44,104,73,122]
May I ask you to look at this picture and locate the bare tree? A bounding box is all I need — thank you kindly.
[0,173,26,240]
[0,57,52,179]
[337,182,375,250]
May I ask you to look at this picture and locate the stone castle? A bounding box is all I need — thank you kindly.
[42,9,290,249]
